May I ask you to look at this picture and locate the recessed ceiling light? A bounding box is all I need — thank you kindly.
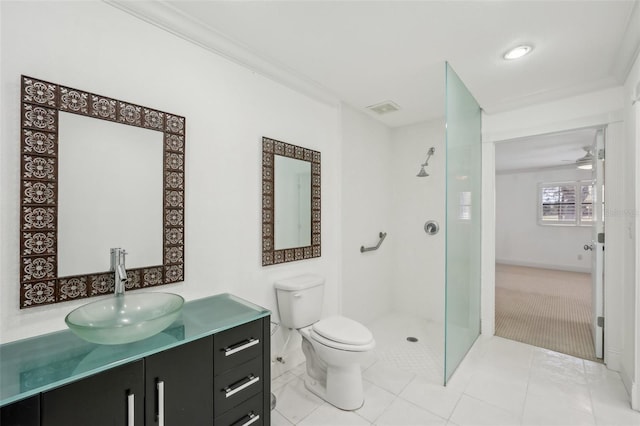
[503,44,533,60]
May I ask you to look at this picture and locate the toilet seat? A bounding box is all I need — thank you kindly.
[307,316,375,352]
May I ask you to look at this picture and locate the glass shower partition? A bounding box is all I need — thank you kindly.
[444,63,482,384]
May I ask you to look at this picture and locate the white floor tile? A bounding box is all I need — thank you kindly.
[374,397,447,426]
[400,375,463,420]
[355,380,396,423]
[531,347,587,386]
[449,395,521,426]
[480,337,534,372]
[298,403,372,426]
[273,377,324,424]
[362,361,416,395]
[591,392,640,426]
[272,409,295,426]
[587,366,630,405]
[527,371,593,414]
[463,367,528,416]
[272,370,299,392]
[444,361,476,393]
[522,392,596,426]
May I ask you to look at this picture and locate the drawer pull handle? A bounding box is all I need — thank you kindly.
[127,393,135,426]
[231,412,260,426]
[224,338,259,356]
[224,375,260,398]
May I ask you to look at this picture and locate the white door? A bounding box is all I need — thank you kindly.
[591,129,605,359]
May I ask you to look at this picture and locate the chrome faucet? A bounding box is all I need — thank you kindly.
[110,248,128,295]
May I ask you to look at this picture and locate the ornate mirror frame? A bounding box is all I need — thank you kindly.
[19,75,185,308]
[262,136,321,266]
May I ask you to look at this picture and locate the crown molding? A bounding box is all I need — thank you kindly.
[103,0,340,107]
[612,0,640,83]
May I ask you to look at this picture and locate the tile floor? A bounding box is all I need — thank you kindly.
[270,336,640,426]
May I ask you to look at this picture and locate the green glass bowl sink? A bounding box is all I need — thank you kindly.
[65,292,184,345]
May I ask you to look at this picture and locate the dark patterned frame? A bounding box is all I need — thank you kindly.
[19,75,185,308]
[262,136,321,266]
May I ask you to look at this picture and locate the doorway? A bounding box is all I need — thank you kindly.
[494,127,604,362]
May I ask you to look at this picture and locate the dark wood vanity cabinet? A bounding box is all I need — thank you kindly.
[0,394,40,426]
[1,316,271,426]
[41,359,145,426]
[145,335,214,425]
[213,319,270,426]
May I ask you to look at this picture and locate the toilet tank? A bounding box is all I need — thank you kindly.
[274,274,325,329]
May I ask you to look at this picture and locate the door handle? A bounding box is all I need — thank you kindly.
[157,380,165,426]
[584,244,594,251]
[127,393,135,426]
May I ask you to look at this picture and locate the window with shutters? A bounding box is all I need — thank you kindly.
[538,181,594,226]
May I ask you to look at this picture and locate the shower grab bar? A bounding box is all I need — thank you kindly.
[361,232,387,253]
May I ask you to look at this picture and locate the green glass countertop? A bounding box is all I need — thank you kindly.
[0,293,270,407]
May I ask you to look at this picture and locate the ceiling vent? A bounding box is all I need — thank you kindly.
[367,101,400,115]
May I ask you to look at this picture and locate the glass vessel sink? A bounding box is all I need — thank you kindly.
[65,292,184,345]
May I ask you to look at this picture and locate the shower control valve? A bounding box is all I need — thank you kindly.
[424,220,439,236]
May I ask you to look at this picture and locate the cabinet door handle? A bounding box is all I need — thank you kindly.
[127,393,135,426]
[231,412,260,426]
[224,375,260,398]
[224,338,259,356]
[157,380,165,426]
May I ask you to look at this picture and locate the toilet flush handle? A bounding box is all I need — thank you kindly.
[293,293,302,299]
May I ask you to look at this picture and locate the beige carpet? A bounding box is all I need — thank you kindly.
[495,263,599,362]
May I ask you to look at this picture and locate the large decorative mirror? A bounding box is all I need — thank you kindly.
[19,76,185,308]
[262,137,320,265]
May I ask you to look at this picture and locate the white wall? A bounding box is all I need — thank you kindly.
[390,120,445,322]
[0,2,342,346]
[625,43,640,409]
[340,105,393,325]
[496,167,593,273]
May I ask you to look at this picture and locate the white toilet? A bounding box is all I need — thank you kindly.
[274,274,375,411]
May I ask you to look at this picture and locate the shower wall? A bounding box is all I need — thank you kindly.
[341,103,446,325]
[390,121,446,323]
[341,104,394,325]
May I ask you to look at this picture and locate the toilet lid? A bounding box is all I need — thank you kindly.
[312,316,373,346]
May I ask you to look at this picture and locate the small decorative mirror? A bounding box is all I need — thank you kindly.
[262,137,320,265]
[19,76,185,308]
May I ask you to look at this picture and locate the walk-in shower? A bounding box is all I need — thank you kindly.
[342,62,481,387]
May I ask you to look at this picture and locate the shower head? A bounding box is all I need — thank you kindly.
[417,166,429,177]
[417,147,435,177]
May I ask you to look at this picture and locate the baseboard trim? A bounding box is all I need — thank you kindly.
[605,348,622,372]
[620,362,634,399]
[496,259,591,274]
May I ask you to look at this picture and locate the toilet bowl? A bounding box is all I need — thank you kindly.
[299,316,374,410]
[274,275,375,410]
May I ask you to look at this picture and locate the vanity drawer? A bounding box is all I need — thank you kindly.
[214,320,263,373]
[214,357,262,415]
[214,393,263,426]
